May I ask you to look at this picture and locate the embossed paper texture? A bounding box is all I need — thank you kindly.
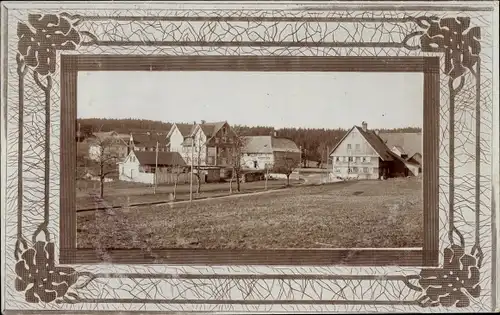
[1,1,498,314]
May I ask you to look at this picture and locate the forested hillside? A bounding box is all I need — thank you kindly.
[77,118,421,164]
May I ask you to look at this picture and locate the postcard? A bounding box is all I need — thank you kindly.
[1,1,499,314]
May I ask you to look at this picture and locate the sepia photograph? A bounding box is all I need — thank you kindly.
[2,1,497,313]
[75,70,424,251]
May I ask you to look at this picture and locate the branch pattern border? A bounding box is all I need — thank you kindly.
[3,4,495,313]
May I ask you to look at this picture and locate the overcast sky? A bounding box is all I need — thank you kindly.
[77,71,423,130]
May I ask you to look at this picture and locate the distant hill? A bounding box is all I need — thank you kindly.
[77,118,421,165]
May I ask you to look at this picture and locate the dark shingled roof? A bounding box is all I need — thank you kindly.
[176,124,195,137]
[242,136,300,153]
[199,121,227,138]
[355,126,394,161]
[133,151,186,166]
[329,125,394,161]
[131,132,167,148]
[378,132,422,159]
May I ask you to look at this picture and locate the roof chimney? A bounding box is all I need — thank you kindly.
[362,121,368,132]
[375,129,380,136]
[201,120,206,124]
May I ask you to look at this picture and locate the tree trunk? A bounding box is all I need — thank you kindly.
[286,174,290,186]
[229,175,234,194]
[173,173,179,200]
[99,177,104,198]
[99,164,104,198]
[236,172,241,192]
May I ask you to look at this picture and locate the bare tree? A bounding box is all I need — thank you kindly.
[182,137,202,194]
[171,153,187,201]
[226,129,248,194]
[85,134,121,198]
[273,152,300,186]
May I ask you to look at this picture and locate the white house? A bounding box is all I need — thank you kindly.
[241,135,301,171]
[119,150,186,184]
[87,131,130,162]
[330,121,420,180]
[166,123,195,153]
[180,121,235,167]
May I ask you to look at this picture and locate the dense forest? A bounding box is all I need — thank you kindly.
[78,118,421,164]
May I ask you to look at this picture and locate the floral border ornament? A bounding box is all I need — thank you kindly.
[5,4,494,312]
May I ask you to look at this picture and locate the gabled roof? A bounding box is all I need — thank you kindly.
[329,126,394,161]
[89,131,130,145]
[378,132,422,159]
[197,121,228,138]
[132,151,186,166]
[180,121,231,146]
[131,132,167,148]
[242,136,300,154]
[177,124,195,137]
[392,145,406,155]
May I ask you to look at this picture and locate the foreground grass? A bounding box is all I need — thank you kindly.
[76,179,299,210]
[77,177,423,249]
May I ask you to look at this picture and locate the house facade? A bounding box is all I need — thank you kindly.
[241,136,301,171]
[119,150,187,184]
[87,131,131,162]
[329,122,419,180]
[166,123,195,153]
[329,123,384,180]
[180,121,237,168]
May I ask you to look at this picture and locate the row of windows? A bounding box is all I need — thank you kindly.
[334,167,375,173]
[346,144,361,150]
[335,156,372,163]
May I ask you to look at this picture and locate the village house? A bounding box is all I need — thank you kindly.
[378,132,423,174]
[329,121,420,180]
[87,131,131,162]
[241,134,301,171]
[129,131,168,152]
[119,150,187,185]
[166,121,239,180]
[165,123,195,153]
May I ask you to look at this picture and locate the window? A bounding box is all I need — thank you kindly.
[347,144,352,150]
[363,167,369,173]
[355,144,360,151]
[334,168,341,173]
[367,156,371,162]
[353,167,359,173]
[335,157,340,162]
[348,157,353,162]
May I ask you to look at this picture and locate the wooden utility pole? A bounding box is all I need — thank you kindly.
[153,140,158,194]
[189,135,194,202]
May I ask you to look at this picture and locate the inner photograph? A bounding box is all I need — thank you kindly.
[75,70,424,251]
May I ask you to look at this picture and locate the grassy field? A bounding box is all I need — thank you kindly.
[77,177,423,249]
[76,178,301,210]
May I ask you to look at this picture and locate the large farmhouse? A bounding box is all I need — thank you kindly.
[329,122,420,180]
[241,135,301,171]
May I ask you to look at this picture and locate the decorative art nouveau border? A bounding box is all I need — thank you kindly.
[1,1,498,313]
